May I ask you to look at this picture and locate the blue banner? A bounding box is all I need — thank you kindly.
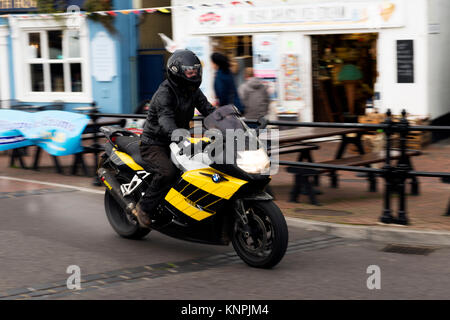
[0,110,90,156]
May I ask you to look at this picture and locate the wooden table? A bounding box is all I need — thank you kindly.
[260,127,371,204]
[261,127,368,159]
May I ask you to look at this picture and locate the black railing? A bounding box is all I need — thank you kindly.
[84,108,450,224]
[6,105,449,224]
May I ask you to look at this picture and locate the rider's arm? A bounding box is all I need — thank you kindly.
[156,95,178,140]
[195,89,216,117]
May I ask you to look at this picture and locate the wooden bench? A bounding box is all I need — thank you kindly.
[268,143,319,159]
[286,150,423,205]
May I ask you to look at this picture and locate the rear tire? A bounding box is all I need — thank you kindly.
[104,190,151,240]
[232,201,288,269]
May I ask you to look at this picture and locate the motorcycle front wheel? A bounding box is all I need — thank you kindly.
[232,200,288,269]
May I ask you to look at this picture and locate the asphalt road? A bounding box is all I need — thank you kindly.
[0,180,449,300]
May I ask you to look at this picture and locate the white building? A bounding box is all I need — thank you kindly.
[172,0,450,122]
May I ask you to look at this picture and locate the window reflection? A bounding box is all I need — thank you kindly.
[28,33,41,59]
[67,30,81,58]
[50,64,64,92]
[48,30,63,60]
[70,63,82,92]
[30,64,44,92]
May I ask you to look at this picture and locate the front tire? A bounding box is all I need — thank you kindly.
[232,201,288,269]
[104,190,151,240]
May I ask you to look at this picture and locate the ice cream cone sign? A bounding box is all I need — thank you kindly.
[380,2,396,22]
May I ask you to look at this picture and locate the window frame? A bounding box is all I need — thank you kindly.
[9,15,92,103]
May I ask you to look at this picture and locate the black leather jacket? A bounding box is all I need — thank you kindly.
[141,79,216,146]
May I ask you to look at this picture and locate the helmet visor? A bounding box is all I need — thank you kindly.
[181,64,201,79]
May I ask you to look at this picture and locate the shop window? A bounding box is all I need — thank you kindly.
[48,30,63,60]
[25,30,84,94]
[67,30,80,58]
[28,33,41,59]
[30,64,44,92]
[50,63,64,92]
[70,63,82,92]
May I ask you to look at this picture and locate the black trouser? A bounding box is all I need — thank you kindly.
[138,143,178,215]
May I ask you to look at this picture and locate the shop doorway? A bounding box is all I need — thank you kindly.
[311,33,378,122]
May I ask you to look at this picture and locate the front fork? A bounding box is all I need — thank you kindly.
[234,199,252,239]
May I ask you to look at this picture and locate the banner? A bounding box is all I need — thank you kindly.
[0,110,90,156]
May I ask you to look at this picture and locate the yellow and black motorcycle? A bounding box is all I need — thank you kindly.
[97,106,288,268]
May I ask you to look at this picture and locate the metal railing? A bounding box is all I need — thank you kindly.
[7,103,448,224]
[83,108,450,225]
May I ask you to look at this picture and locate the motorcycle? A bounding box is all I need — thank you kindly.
[97,105,288,268]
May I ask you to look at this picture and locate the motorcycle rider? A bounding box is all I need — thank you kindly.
[133,49,216,228]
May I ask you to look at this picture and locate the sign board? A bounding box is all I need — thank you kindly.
[397,40,414,83]
[191,0,405,34]
[91,31,117,82]
[428,23,440,34]
[252,34,279,78]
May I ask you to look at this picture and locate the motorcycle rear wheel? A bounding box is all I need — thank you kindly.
[104,190,151,240]
[232,200,288,269]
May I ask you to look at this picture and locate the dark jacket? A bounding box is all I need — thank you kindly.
[214,69,244,113]
[141,79,216,146]
[238,77,270,120]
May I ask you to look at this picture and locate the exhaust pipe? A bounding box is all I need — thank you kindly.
[98,168,136,213]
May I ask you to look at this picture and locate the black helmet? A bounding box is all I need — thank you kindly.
[167,49,202,91]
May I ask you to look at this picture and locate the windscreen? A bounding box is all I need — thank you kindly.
[203,105,265,154]
[203,104,246,133]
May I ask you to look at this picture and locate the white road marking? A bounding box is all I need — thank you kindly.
[0,176,104,194]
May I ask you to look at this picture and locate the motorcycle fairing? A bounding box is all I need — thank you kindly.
[164,168,247,221]
[110,147,145,171]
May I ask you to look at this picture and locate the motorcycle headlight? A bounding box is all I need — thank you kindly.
[237,149,270,174]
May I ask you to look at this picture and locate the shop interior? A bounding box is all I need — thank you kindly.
[210,35,253,89]
[311,33,378,122]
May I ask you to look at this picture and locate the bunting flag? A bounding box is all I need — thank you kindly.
[157,8,171,13]
[0,1,270,19]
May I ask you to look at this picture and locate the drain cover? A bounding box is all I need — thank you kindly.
[382,244,436,255]
[294,209,352,216]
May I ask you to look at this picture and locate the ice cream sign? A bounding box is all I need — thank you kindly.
[192,0,404,34]
[199,12,221,25]
[380,2,396,22]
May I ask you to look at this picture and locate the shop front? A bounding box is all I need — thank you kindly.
[173,0,447,122]
[0,0,140,114]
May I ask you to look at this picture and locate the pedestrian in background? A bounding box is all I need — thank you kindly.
[211,52,245,113]
[238,67,270,121]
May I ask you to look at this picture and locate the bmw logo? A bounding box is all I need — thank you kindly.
[212,173,221,183]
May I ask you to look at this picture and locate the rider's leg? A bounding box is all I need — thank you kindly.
[135,143,178,226]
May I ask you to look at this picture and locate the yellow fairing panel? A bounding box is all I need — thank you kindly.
[113,148,144,171]
[182,168,247,200]
[165,188,213,221]
[164,168,247,221]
